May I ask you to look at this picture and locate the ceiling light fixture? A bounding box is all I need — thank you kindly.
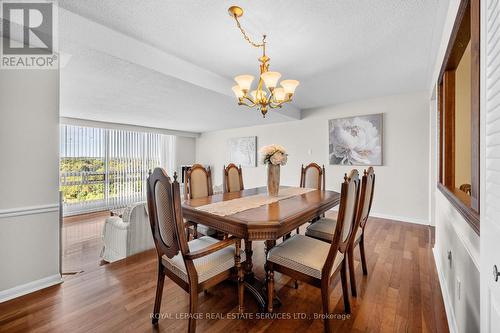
[228,6,299,118]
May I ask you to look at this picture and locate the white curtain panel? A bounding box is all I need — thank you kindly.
[60,124,175,216]
[160,134,176,175]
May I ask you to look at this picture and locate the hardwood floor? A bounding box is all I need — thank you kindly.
[62,211,109,275]
[0,216,449,333]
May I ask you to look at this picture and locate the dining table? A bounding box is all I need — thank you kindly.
[181,186,341,310]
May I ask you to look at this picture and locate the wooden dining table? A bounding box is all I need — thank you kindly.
[182,186,341,309]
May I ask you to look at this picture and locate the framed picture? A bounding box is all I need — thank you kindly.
[227,136,257,167]
[328,114,383,166]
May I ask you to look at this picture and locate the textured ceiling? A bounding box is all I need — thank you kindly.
[60,43,295,132]
[58,0,448,132]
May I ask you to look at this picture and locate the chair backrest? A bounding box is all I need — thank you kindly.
[223,163,244,193]
[357,167,375,229]
[322,169,360,278]
[123,202,154,255]
[185,164,213,199]
[459,183,471,195]
[146,168,189,260]
[300,163,325,190]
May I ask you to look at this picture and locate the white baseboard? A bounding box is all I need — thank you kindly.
[0,274,62,303]
[432,247,458,333]
[328,208,430,226]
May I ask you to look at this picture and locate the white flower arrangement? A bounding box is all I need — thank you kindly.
[260,144,288,166]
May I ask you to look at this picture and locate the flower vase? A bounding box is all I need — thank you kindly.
[267,164,280,196]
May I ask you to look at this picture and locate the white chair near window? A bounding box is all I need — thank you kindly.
[100,202,154,263]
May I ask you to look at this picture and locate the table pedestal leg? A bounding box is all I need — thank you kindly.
[244,240,254,279]
[264,240,276,257]
[243,239,281,311]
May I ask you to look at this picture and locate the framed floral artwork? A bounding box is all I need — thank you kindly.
[328,114,383,166]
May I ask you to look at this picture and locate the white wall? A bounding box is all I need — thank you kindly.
[434,191,480,333]
[0,52,61,301]
[197,91,430,224]
[428,1,480,332]
[175,136,196,174]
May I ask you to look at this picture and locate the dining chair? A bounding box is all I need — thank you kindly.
[285,163,326,239]
[300,162,326,225]
[305,167,375,297]
[300,162,326,190]
[184,164,217,238]
[223,163,244,193]
[266,170,360,332]
[147,168,244,332]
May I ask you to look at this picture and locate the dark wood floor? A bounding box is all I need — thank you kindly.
[0,216,449,333]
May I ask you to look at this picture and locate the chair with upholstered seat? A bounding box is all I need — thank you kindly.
[147,168,244,332]
[286,163,325,239]
[266,170,360,333]
[223,163,244,193]
[184,164,217,238]
[300,162,325,225]
[305,167,375,297]
[300,162,325,190]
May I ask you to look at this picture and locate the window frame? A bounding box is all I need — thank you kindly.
[437,0,480,235]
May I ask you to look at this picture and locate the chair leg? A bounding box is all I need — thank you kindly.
[321,285,331,333]
[152,263,166,325]
[296,227,300,235]
[348,247,357,297]
[193,223,198,239]
[266,262,274,313]
[188,286,198,333]
[340,260,351,314]
[359,236,368,275]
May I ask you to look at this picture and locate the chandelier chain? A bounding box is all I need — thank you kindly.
[233,16,265,48]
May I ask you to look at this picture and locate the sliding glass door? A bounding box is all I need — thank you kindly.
[59,125,175,216]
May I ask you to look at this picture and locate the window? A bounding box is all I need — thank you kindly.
[60,124,175,216]
[437,0,480,234]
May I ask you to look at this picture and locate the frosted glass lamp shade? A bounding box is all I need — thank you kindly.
[232,85,244,98]
[273,87,286,102]
[280,79,300,94]
[261,71,281,89]
[234,75,254,92]
[250,89,267,102]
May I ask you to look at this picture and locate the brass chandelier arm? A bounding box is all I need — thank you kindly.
[269,98,290,108]
[239,96,257,107]
[243,95,256,104]
[232,15,265,48]
[266,90,290,108]
[266,90,275,104]
[238,101,255,108]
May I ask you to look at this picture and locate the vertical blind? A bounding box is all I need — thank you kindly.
[60,124,175,216]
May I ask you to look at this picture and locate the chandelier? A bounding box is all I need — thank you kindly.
[228,6,299,118]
